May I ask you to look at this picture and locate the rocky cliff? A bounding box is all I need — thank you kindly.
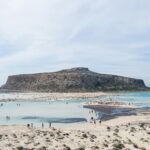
[1,67,147,92]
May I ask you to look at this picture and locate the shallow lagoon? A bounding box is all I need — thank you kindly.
[0,100,93,127]
[0,92,150,127]
[109,91,150,107]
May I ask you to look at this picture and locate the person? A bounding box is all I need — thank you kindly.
[49,122,51,128]
[99,120,102,124]
[42,122,44,128]
[31,123,33,128]
[90,117,94,123]
[27,124,30,128]
[6,116,10,120]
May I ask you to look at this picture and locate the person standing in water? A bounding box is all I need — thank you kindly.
[42,123,44,128]
[31,123,33,128]
[49,122,51,128]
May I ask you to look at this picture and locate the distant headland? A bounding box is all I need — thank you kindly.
[0,67,149,92]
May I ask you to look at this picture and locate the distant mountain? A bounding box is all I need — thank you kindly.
[0,67,148,92]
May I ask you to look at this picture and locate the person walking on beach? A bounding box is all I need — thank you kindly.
[94,119,96,125]
[27,124,30,128]
[90,117,94,124]
[99,120,102,124]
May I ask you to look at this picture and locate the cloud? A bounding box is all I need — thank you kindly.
[0,0,150,86]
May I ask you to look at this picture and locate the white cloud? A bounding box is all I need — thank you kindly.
[0,0,150,86]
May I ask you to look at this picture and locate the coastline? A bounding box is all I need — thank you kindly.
[0,92,149,122]
[0,92,149,149]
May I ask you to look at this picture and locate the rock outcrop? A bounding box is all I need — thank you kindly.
[1,67,148,92]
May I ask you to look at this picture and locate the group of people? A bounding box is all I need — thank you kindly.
[90,117,102,125]
[90,117,96,124]
[27,122,52,129]
[89,109,103,125]
[16,103,21,106]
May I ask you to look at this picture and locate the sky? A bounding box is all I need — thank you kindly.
[0,0,150,86]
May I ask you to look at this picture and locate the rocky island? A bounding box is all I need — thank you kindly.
[0,67,147,92]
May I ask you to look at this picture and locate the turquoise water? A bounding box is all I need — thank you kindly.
[0,92,149,126]
[0,99,93,127]
[108,92,150,107]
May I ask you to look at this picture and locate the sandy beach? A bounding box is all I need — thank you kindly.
[0,114,149,150]
[0,92,109,102]
[0,92,149,149]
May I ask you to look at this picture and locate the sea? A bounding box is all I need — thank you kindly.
[0,92,149,127]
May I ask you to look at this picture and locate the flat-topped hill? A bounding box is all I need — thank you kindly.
[1,67,148,92]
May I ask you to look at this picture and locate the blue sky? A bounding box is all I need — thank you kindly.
[0,0,150,86]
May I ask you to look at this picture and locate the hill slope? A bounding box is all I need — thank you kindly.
[1,67,147,92]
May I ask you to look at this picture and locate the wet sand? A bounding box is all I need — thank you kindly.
[82,100,146,121]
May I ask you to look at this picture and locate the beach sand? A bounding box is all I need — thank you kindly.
[0,114,149,150]
[0,92,108,102]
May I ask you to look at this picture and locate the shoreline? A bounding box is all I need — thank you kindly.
[0,92,149,149]
[0,92,110,102]
[0,114,149,149]
[0,92,150,123]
